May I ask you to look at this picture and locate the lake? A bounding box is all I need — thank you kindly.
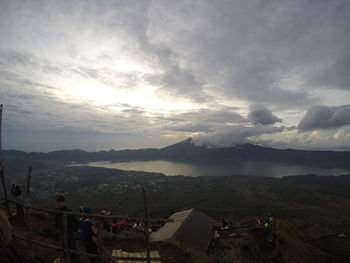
[70,160,350,177]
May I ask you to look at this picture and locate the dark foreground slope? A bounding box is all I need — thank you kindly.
[209,219,335,263]
[4,138,350,169]
[4,208,347,263]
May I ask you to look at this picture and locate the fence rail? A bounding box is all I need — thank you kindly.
[4,198,167,222]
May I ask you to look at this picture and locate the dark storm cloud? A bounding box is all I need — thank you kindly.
[248,105,282,125]
[298,105,350,131]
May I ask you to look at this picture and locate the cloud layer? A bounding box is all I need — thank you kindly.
[0,1,350,151]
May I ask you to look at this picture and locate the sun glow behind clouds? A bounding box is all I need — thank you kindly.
[65,80,199,112]
[110,58,154,74]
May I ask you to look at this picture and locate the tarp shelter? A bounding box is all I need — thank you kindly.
[150,208,214,251]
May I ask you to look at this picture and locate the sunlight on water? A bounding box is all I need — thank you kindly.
[70,160,350,177]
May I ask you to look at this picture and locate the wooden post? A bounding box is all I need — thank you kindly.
[25,165,32,219]
[97,218,105,263]
[26,207,35,259]
[180,220,184,248]
[63,214,70,263]
[25,165,34,258]
[25,165,32,207]
[93,233,116,263]
[0,104,10,218]
[0,166,10,218]
[142,188,151,263]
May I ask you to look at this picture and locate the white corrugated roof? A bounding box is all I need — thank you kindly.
[150,208,193,241]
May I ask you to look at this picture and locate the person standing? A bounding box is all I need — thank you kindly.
[76,206,97,263]
[222,217,228,229]
[10,184,15,196]
[55,195,78,262]
[11,184,24,219]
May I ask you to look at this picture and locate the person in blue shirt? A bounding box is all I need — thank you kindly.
[76,206,97,263]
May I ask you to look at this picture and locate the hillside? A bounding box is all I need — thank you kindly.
[10,164,347,239]
[3,160,350,262]
[208,218,335,263]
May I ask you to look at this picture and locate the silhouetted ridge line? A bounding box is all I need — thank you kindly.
[3,138,350,169]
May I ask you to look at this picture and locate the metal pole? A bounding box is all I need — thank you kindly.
[142,188,151,263]
[0,105,10,218]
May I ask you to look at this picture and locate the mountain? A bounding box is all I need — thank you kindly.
[4,138,350,169]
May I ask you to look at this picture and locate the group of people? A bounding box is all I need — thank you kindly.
[55,195,97,263]
[256,213,275,248]
[212,230,220,240]
[132,221,144,232]
[256,212,274,230]
[222,217,241,230]
[101,210,129,234]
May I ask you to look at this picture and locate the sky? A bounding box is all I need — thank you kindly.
[0,0,350,152]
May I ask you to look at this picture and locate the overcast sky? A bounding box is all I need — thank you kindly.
[0,0,350,152]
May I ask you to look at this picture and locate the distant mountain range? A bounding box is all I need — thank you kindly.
[4,138,350,169]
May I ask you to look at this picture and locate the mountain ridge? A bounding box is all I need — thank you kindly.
[4,138,350,169]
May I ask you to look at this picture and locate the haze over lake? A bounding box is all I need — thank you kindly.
[71,160,350,177]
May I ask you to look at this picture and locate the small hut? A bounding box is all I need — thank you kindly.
[150,208,214,251]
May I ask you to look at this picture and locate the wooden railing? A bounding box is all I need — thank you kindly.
[2,196,164,263]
